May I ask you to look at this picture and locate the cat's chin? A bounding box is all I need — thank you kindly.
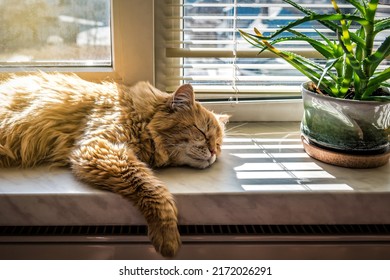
[208,154,217,165]
[188,154,217,169]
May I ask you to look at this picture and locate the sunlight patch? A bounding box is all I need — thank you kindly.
[260,144,304,149]
[242,184,306,191]
[223,138,253,143]
[236,171,334,179]
[230,153,309,158]
[282,162,322,170]
[241,184,353,191]
[236,171,292,179]
[234,162,322,171]
[307,184,353,191]
[292,171,335,179]
[222,145,260,150]
[252,138,301,142]
[234,163,284,171]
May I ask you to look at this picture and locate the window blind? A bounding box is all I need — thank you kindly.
[154,0,390,100]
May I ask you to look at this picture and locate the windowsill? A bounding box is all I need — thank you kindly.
[1,122,389,226]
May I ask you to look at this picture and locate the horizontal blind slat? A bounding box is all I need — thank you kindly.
[172,3,387,8]
[166,48,325,58]
[173,76,308,81]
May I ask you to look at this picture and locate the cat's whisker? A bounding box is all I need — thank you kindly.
[224,122,248,134]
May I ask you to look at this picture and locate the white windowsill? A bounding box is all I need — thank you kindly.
[203,100,304,121]
[1,122,389,227]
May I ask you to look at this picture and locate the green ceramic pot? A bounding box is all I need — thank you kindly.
[301,82,390,155]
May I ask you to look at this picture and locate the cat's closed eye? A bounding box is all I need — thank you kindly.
[193,125,208,142]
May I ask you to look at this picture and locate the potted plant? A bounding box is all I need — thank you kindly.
[240,0,390,168]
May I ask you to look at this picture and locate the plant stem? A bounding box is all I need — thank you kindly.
[364,0,378,76]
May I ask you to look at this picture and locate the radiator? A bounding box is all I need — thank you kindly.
[1,224,390,259]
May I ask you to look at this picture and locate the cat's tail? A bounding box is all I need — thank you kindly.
[69,138,181,258]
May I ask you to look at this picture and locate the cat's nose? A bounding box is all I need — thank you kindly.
[209,149,216,156]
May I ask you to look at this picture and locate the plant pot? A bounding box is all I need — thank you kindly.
[300,81,390,168]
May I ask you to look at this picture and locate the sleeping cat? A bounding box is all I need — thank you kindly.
[0,73,228,258]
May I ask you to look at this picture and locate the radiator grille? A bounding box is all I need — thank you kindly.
[1,224,390,236]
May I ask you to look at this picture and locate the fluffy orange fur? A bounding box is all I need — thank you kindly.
[0,73,228,258]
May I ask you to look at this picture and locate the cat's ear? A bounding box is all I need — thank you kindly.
[171,84,195,110]
[214,113,230,125]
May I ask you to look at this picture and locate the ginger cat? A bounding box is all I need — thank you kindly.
[0,73,228,257]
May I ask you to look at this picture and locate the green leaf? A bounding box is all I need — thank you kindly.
[363,96,390,101]
[241,30,337,95]
[239,30,265,49]
[353,72,362,96]
[318,58,340,90]
[315,29,335,49]
[289,29,338,59]
[364,36,390,76]
[291,55,339,95]
[355,26,365,61]
[367,67,390,88]
[255,14,369,40]
[282,0,315,16]
[381,82,390,87]
[282,0,366,49]
[341,0,366,16]
[265,34,335,59]
[374,17,390,35]
[338,33,367,80]
[340,61,354,98]
[363,67,390,98]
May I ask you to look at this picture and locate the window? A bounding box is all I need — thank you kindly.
[0,0,155,85]
[0,0,111,68]
[155,0,390,101]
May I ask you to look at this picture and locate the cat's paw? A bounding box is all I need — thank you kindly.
[148,222,181,258]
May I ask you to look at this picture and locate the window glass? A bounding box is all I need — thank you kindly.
[0,0,111,67]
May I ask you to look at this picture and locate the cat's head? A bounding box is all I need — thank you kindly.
[149,84,229,169]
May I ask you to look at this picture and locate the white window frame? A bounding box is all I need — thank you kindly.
[0,0,155,85]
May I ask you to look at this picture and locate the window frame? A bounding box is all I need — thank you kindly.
[0,0,155,85]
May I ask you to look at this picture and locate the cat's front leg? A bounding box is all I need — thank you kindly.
[69,138,181,258]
